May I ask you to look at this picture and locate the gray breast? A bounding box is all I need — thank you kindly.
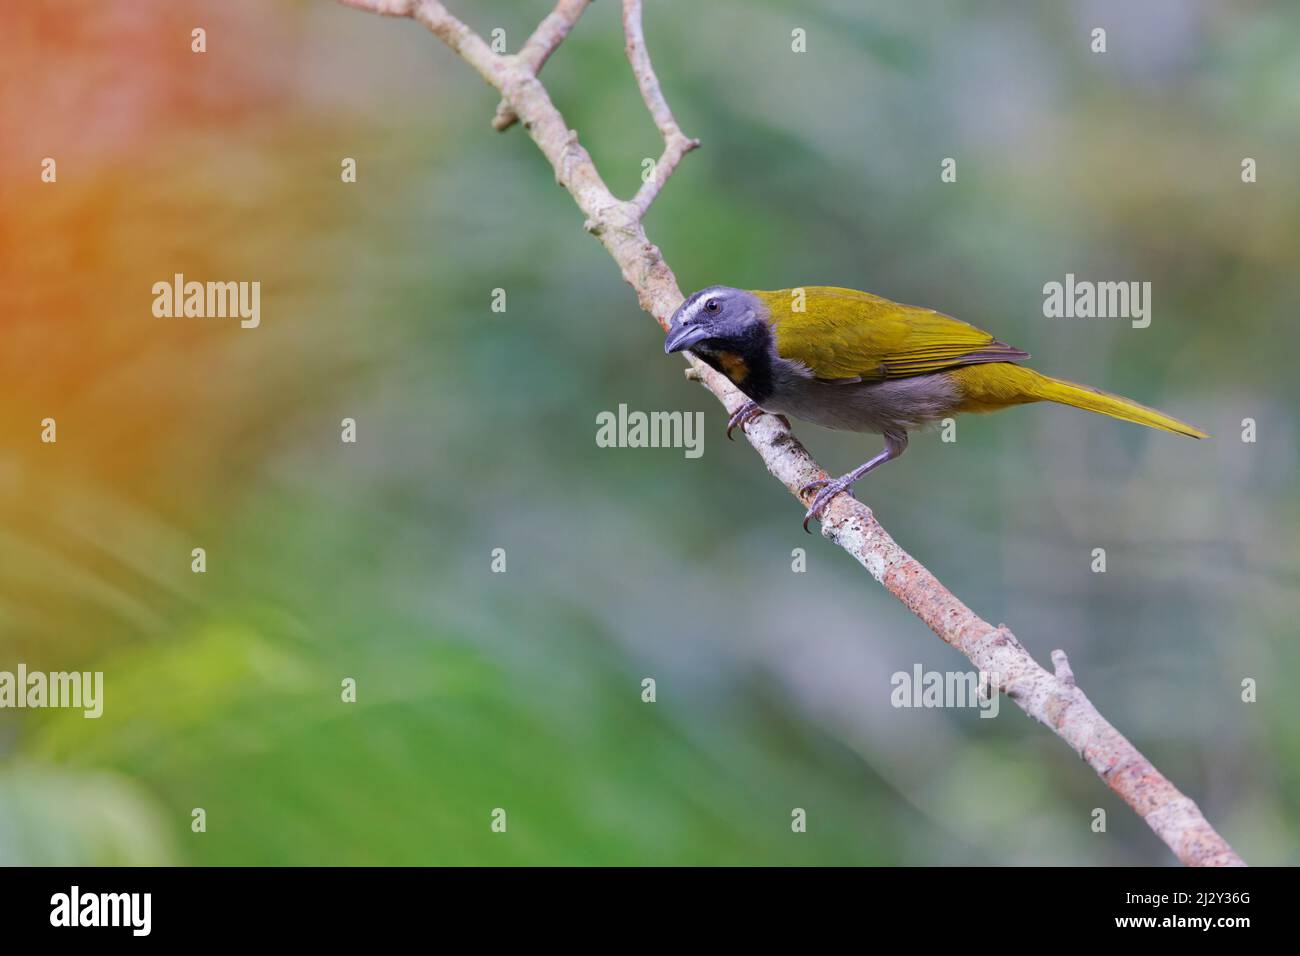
[761,358,960,434]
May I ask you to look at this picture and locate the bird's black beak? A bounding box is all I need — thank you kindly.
[664,323,709,354]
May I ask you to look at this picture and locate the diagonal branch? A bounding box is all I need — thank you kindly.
[335,0,1245,867]
[622,0,700,214]
[492,0,593,132]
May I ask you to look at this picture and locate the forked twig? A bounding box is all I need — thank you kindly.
[621,0,699,213]
[492,0,593,131]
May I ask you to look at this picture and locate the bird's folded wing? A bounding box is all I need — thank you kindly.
[756,286,1028,382]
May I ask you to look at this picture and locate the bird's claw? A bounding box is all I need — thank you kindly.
[725,402,763,440]
[726,404,790,440]
[799,477,854,533]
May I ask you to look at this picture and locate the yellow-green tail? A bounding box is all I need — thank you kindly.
[949,364,1208,438]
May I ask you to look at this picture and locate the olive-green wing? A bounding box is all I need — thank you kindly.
[753,286,1028,382]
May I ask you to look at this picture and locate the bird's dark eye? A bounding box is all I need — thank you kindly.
[704,298,720,314]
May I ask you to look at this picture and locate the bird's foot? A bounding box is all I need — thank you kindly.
[799,476,856,533]
[728,403,774,439]
[726,402,762,440]
[726,403,788,440]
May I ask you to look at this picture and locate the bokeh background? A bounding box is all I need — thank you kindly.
[2,0,1297,865]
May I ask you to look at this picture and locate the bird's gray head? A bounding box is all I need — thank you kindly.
[663,286,775,401]
[663,286,763,357]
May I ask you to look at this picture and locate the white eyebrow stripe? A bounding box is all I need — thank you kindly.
[678,299,705,324]
[678,286,727,325]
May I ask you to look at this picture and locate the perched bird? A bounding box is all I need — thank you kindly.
[664,285,1207,531]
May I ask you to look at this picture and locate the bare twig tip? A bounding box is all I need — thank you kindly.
[1051,650,1077,686]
